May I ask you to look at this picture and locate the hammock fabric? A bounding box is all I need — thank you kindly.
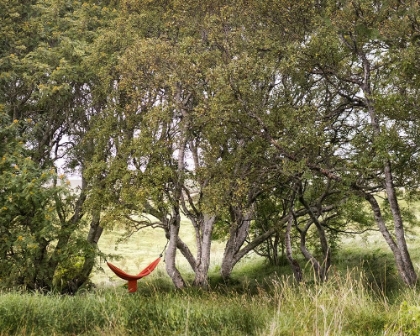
[107,256,161,293]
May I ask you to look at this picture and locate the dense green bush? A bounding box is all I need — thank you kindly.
[0,112,94,293]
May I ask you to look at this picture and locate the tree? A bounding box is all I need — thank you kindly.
[296,0,420,286]
[0,0,119,292]
[0,112,78,290]
[190,0,420,285]
[244,0,420,286]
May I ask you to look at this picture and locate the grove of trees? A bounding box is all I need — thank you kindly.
[1,0,420,292]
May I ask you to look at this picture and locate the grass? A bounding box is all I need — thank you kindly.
[0,270,414,335]
[2,221,420,335]
[0,286,268,335]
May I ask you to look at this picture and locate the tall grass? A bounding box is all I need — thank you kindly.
[2,226,420,335]
[262,271,393,335]
[0,286,268,335]
[0,268,416,336]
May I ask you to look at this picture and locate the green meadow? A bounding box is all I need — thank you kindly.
[2,221,420,336]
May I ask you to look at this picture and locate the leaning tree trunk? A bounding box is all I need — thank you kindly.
[361,50,417,287]
[220,212,294,280]
[363,191,417,286]
[365,111,417,285]
[297,220,327,283]
[165,213,186,289]
[383,160,417,286]
[220,207,253,280]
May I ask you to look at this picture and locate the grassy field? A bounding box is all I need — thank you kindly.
[2,221,420,335]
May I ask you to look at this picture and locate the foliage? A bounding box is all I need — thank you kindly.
[0,0,120,292]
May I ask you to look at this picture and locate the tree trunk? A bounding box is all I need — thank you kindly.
[165,215,186,289]
[383,160,417,286]
[220,213,294,279]
[363,191,417,286]
[299,193,331,281]
[164,93,189,289]
[298,221,321,280]
[220,207,253,280]
[268,233,281,265]
[192,214,216,288]
[285,216,302,282]
[27,237,50,291]
[361,51,417,286]
[176,236,196,271]
[62,210,103,294]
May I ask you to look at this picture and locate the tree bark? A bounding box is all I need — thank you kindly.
[220,207,253,280]
[176,236,196,271]
[165,106,189,289]
[48,189,86,279]
[165,214,186,289]
[298,192,331,281]
[362,190,417,286]
[383,161,417,285]
[192,214,216,287]
[285,216,302,283]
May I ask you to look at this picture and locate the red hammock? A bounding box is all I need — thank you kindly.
[107,256,161,293]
